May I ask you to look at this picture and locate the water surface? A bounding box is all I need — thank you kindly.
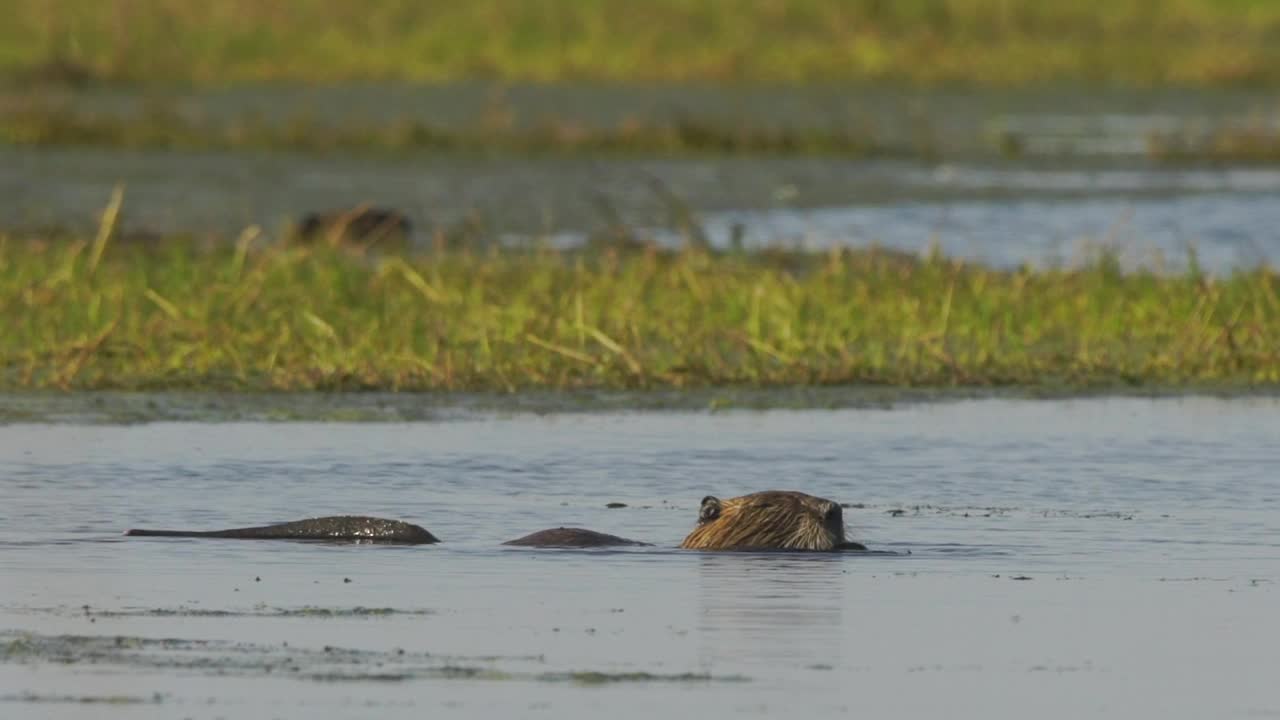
[2,397,1277,718]
[7,84,1280,271]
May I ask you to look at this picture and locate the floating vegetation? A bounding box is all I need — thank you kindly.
[2,226,1279,392]
[876,505,1137,520]
[74,605,436,619]
[1148,123,1280,164]
[0,631,748,684]
[0,692,164,705]
[549,671,747,685]
[990,114,1280,163]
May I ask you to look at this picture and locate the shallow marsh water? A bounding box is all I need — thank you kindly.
[8,146,1280,273]
[7,84,1280,271]
[1,396,1278,718]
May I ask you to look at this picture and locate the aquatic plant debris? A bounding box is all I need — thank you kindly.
[72,606,437,619]
[0,631,749,684]
[0,692,165,704]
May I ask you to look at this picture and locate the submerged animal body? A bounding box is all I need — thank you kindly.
[124,518,641,548]
[124,516,439,545]
[296,207,412,245]
[125,492,871,551]
[680,491,867,551]
[502,527,650,548]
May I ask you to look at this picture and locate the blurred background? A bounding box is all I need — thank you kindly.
[4,0,1280,271]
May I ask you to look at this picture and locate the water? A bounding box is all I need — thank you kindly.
[6,84,1280,272]
[2,396,1278,718]
[9,146,1280,272]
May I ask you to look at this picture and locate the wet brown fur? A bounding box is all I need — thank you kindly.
[680,491,865,551]
[295,206,412,247]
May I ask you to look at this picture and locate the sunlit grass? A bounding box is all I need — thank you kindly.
[0,102,883,157]
[4,0,1280,87]
[3,230,1278,392]
[7,101,1280,162]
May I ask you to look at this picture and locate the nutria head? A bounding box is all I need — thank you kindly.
[680,491,863,551]
[296,207,412,245]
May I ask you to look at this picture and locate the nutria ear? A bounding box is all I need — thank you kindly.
[698,496,722,523]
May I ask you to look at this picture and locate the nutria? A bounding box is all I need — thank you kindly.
[680,491,867,551]
[503,527,650,548]
[125,492,871,551]
[123,517,646,548]
[124,516,439,544]
[295,207,412,245]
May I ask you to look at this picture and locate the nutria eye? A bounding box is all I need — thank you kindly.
[699,496,721,523]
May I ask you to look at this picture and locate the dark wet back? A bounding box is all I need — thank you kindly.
[127,515,440,544]
[502,527,650,548]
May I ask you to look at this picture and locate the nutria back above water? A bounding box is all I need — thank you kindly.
[124,492,868,551]
[502,527,651,548]
[680,491,866,551]
[124,516,439,544]
[124,518,644,548]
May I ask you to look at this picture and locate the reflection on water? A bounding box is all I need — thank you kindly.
[697,554,845,670]
[698,192,1280,272]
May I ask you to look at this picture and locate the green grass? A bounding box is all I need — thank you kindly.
[6,0,1280,87]
[8,100,1280,162]
[0,101,885,157]
[3,230,1279,392]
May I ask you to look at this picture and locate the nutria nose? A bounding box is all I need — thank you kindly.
[823,503,842,522]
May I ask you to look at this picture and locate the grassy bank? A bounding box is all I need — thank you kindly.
[3,232,1279,392]
[5,1,1280,88]
[7,102,1280,162]
[0,103,885,157]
